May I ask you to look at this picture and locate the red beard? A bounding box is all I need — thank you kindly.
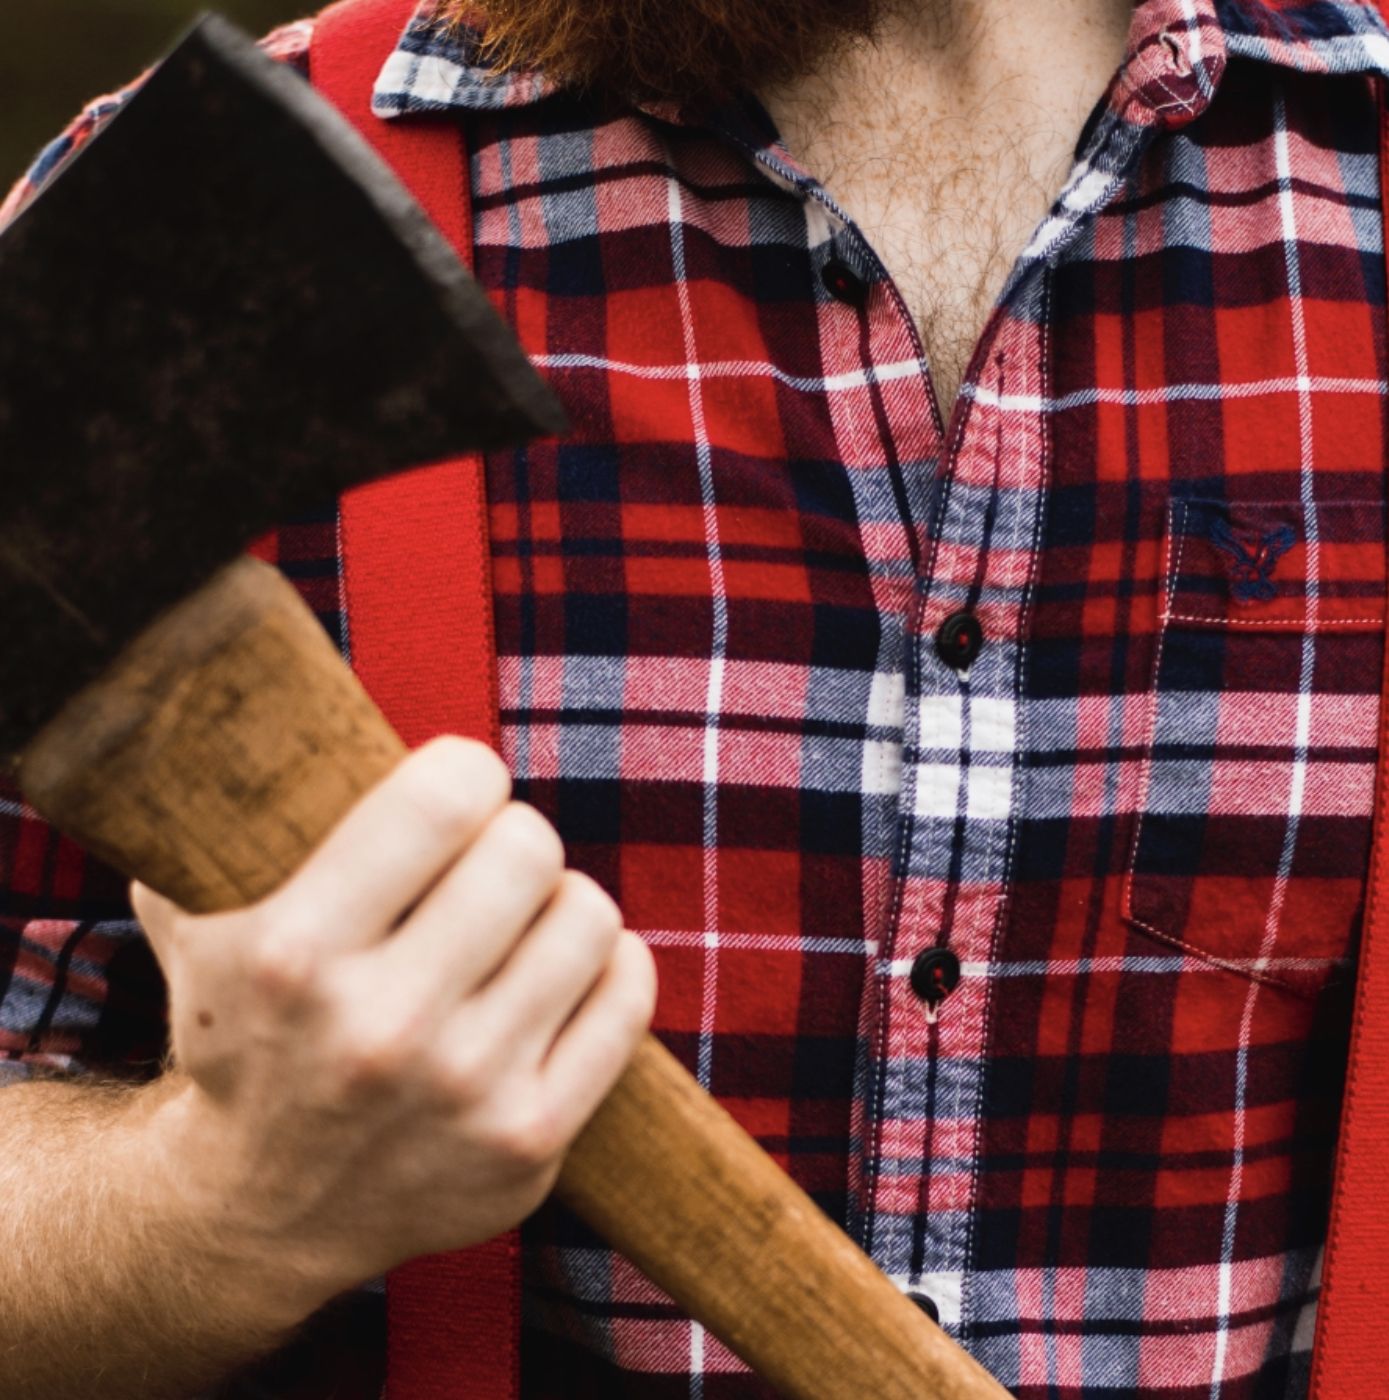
[441,0,884,106]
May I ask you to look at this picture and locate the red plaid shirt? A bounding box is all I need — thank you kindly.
[5,2,1389,1396]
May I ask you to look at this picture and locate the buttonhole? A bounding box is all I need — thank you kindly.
[1160,30,1192,76]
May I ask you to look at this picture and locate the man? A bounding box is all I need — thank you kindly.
[2,0,1385,1395]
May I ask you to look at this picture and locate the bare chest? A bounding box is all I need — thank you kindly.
[816,143,1058,419]
[757,4,1133,422]
[764,95,1075,420]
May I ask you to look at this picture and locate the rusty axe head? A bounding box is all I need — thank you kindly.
[0,13,565,762]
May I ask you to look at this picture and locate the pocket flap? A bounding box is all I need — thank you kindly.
[1166,499,1385,631]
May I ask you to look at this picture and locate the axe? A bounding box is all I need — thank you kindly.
[0,18,1006,1400]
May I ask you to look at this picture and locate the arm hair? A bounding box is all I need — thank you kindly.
[0,1075,318,1400]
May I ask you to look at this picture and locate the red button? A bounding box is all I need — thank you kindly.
[822,258,867,307]
[935,612,983,670]
[910,948,961,1007]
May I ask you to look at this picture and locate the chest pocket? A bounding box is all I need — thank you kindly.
[1124,498,1385,998]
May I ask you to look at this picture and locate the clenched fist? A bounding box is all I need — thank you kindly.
[133,736,656,1305]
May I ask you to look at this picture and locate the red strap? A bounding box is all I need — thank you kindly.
[311,3,520,1397]
[1309,69,1389,1400]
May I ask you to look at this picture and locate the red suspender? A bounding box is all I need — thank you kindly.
[1309,71,1389,1398]
[312,2,520,1396]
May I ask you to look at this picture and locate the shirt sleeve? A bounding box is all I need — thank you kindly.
[0,774,167,1085]
[0,18,317,1085]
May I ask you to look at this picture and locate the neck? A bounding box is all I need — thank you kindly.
[761,0,1135,172]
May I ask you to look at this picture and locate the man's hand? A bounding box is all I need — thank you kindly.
[134,735,657,1308]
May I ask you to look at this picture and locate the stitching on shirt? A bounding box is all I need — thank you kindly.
[1121,21,1228,120]
[800,183,912,1237]
[1125,502,1182,939]
[960,272,1054,1342]
[1166,611,1383,628]
[1157,503,1186,630]
[1118,40,1205,118]
[1149,72,1203,116]
[1122,906,1308,994]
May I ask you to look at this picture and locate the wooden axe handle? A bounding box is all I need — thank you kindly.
[18,556,1007,1400]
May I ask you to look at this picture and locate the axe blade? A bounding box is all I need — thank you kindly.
[0,13,565,760]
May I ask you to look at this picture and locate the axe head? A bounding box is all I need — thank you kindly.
[0,14,566,761]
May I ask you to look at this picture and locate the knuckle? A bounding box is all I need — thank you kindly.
[421,734,507,779]
[496,803,565,876]
[488,1104,564,1171]
[564,872,623,937]
[247,931,320,1004]
[338,1010,426,1090]
[616,936,659,1028]
[428,1039,495,1105]
[399,739,512,837]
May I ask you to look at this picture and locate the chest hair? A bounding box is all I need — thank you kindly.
[760,3,1129,420]
[819,121,1058,417]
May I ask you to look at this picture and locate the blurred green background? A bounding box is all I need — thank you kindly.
[2,1,308,190]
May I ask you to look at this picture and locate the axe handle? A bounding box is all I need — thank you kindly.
[18,556,1007,1400]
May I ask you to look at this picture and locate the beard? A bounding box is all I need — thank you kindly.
[440,0,887,108]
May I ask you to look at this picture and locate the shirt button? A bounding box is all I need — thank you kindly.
[822,258,868,307]
[907,1291,941,1325]
[935,611,983,670]
[910,948,961,1007]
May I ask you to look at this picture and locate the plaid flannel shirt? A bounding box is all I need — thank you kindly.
[5,1,1389,1395]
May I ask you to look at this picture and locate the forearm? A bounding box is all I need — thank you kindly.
[0,740,655,1398]
[0,1074,328,1400]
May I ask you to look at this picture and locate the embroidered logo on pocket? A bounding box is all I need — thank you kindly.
[1208,519,1297,604]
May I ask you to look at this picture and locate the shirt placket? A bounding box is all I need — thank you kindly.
[866,299,1054,1324]
[860,16,1222,1344]
[705,0,1216,1341]
[724,144,1061,1316]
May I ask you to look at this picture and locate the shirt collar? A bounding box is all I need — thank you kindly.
[1222,0,1389,74]
[372,4,563,118]
[371,0,1389,125]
